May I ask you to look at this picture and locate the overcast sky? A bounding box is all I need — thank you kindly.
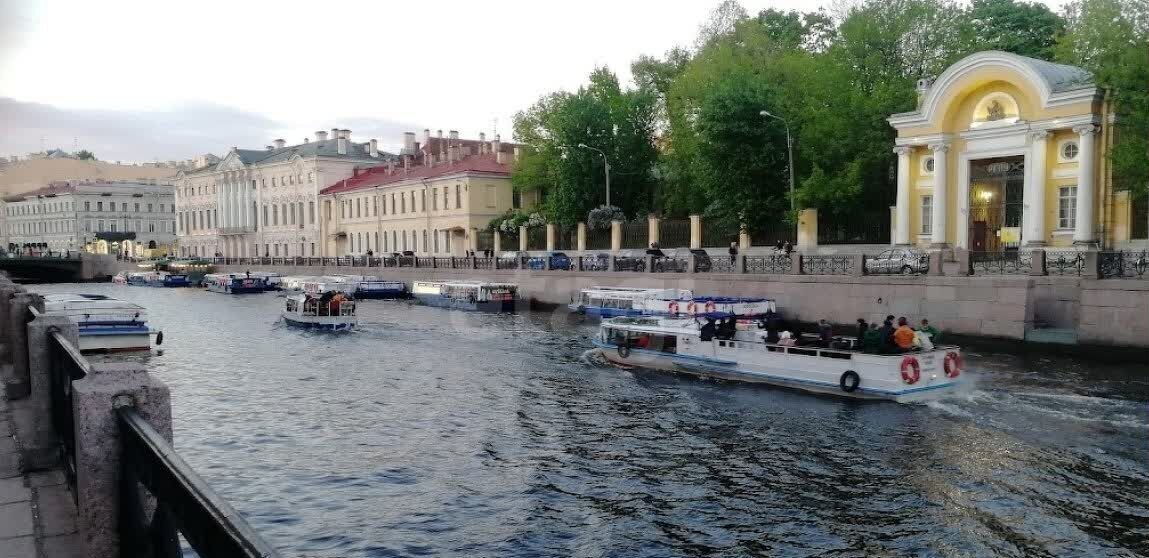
[0,0,1067,162]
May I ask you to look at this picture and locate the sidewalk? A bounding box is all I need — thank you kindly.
[0,395,81,558]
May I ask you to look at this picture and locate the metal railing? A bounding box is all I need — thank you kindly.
[706,255,737,273]
[526,227,546,251]
[621,221,648,250]
[579,255,609,271]
[802,255,852,275]
[473,257,493,270]
[613,256,646,272]
[46,329,279,557]
[745,255,791,274]
[1099,250,1149,279]
[495,257,520,270]
[658,220,691,248]
[585,228,611,251]
[970,251,1032,275]
[1046,251,1084,276]
[651,257,689,273]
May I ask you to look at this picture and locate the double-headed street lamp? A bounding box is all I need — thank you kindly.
[760,111,795,214]
[575,143,611,208]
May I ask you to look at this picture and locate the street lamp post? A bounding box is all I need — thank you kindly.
[576,143,611,208]
[760,111,795,215]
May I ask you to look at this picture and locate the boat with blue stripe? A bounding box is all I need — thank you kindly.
[143,272,192,288]
[282,293,357,331]
[42,293,164,353]
[594,314,963,403]
[569,287,692,318]
[412,281,517,312]
[203,273,269,294]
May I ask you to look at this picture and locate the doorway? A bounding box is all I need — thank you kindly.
[968,156,1025,251]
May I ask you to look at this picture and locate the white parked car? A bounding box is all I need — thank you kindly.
[865,248,929,275]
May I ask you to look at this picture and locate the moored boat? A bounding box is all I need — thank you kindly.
[593,315,962,403]
[355,280,408,299]
[635,296,776,319]
[301,280,357,296]
[112,271,129,285]
[203,273,269,294]
[143,271,192,288]
[247,271,283,291]
[124,272,149,286]
[569,287,692,318]
[41,293,164,353]
[412,281,517,312]
[282,292,357,330]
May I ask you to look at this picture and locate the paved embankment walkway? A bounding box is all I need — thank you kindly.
[0,395,80,558]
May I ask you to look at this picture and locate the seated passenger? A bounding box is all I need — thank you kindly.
[700,319,717,342]
[916,319,941,343]
[862,324,882,353]
[893,317,916,352]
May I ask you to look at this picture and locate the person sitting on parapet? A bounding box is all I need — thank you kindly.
[894,317,917,352]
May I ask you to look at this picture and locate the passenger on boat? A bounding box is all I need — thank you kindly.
[879,319,897,353]
[894,317,916,351]
[775,239,784,252]
[856,318,868,342]
[917,319,941,343]
[862,323,883,353]
[329,292,346,314]
[778,331,796,346]
[700,318,717,341]
[817,319,833,347]
[718,318,737,340]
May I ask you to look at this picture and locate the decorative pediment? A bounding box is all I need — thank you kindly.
[219,152,246,171]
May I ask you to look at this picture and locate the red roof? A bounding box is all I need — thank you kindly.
[319,153,512,196]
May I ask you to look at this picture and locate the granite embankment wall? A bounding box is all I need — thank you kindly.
[214,264,1149,349]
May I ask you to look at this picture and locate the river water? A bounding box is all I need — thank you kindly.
[33,283,1149,557]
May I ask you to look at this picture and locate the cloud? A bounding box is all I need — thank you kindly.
[0,98,284,162]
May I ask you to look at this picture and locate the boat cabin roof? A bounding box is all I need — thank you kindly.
[43,293,145,311]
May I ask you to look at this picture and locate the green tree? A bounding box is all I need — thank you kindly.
[963,0,1065,59]
[74,150,96,160]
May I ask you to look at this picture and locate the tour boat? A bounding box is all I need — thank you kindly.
[123,272,149,286]
[280,276,320,292]
[41,293,164,353]
[635,296,777,318]
[412,281,518,312]
[203,273,269,294]
[569,287,693,318]
[143,272,192,288]
[301,281,357,296]
[247,271,283,291]
[282,293,357,331]
[593,315,963,403]
[354,280,409,299]
[112,271,130,285]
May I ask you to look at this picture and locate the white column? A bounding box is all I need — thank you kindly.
[894,146,912,245]
[1072,125,1098,244]
[1026,130,1050,246]
[929,142,948,246]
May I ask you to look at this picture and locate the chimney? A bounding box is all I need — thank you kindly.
[330,128,339,140]
[369,139,379,157]
[479,132,487,154]
[341,129,352,140]
[352,167,360,177]
[494,134,503,164]
[403,155,410,173]
[337,137,348,155]
[437,129,444,161]
[273,139,286,149]
[403,132,416,153]
[315,130,328,142]
[423,128,431,145]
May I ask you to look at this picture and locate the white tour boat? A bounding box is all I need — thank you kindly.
[593,315,962,403]
[282,293,357,330]
[203,273,269,294]
[412,281,518,312]
[41,293,164,352]
[569,287,693,318]
[634,296,777,318]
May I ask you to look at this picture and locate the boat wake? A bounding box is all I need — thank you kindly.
[580,348,609,367]
[926,383,1149,430]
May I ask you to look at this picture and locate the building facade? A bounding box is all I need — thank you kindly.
[175,129,393,258]
[318,130,529,256]
[4,180,176,256]
[888,50,1146,251]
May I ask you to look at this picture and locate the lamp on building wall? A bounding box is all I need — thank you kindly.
[978,190,994,203]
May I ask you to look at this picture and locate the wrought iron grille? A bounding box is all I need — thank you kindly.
[613,256,646,272]
[432,257,454,268]
[1046,251,1084,276]
[621,221,649,249]
[554,226,576,251]
[706,255,737,273]
[495,257,519,270]
[585,227,612,250]
[526,227,546,250]
[651,257,689,273]
[579,255,610,271]
[1099,250,1149,279]
[500,231,519,251]
[474,257,493,269]
[701,220,739,248]
[745,255,791,274]
[413,257,431,267]
[658,220,691,248]
[1133,196,1148,240]
[970,251,1032,275]
[476,230,494,251]
[802,255,852,275]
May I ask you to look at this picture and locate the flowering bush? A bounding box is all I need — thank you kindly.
[586,205,624,230]
[526,212,547,227]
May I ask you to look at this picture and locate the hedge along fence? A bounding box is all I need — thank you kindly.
[659,219,691,248]
[621,220,649,249]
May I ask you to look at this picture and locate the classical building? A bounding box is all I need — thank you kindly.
[4,180,176,256]
[888,50,1146,251]
[318,130,531,256]
[174,129,394,258]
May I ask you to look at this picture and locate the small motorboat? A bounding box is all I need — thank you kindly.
[203,273,269,294]
[412,281,517,312]
[593,313,962,403]
[41,293,164,353]
[282,292,357,331]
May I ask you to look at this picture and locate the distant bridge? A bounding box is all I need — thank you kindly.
[0,254,131,283]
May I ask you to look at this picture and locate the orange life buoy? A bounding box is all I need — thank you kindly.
[686,302,697,314]
[943,351,962,378]
[668,301,680,315]
[900,356,921,384]
[705,300,716,313]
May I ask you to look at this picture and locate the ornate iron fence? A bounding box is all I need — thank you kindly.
[432,257,454,268]
[586,227,612,250]
[745,255,791,274]
[651,257,689,273]
[970,251,1032,275]
[579,255,610,271]
[1046,250,1084,276]
[705,254,737,273]
[802,255,852,275]
[500,231,519,252]
[495,257,519,270]
[1099,250,1149,279]
[476,230,494,252]
[621,221,649,249]
[526,227,546,250]
[702,219,740,248]
[555,226,576,251]
[613,256,646,272]
[818,210,890,244]
[659,220,691,248]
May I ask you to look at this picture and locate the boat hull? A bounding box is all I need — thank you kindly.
[415,293,516,312]
[354,290,409,299]
[567,304,643,319]
[282,314,356,331]
[77,326,158,353]
[205,284,265,294]
[593,340,957,403]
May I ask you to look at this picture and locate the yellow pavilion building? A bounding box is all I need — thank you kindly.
[888,50,1143,251]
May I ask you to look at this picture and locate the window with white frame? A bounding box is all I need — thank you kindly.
[922,156,934,175]
[1058,186,1077,229]
[920,195,933,235]
[1059,140,1079,162]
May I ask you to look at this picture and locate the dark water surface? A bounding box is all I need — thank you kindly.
[34,284,1149,557]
